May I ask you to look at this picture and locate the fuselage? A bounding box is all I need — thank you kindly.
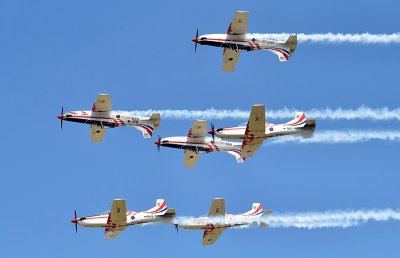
[73,211,173,228]
[178,214,262,230]
[194,33,289,57]
[213,122,312,140]
[58,110,153,129]
[158,136,242,153]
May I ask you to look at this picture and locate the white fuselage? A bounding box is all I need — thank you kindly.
[178,214,262,230]
[214,123,311,140]
[60,110,151,129]
[76,211,172,228]
[158,136,242,153]
[196,33,289,57]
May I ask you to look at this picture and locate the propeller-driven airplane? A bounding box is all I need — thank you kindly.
[154,120,245,168]
[175,198,270,245]
[192,11,297,72]
[57,94,160,142]
[71,199,175,240]
[209,104,316,158]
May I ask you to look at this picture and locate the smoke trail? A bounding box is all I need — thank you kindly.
[251,33,400,44]
[175,209,400,229]
[116,106,400,121]
[271,130,400,144]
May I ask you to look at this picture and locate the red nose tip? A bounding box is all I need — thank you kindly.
[70,218,78,224]
[57,115,63,120]
[154,141,160,145]
[192,38,198,43]
[208,130,213,134]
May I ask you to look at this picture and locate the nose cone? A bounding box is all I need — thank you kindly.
[70,218,79,224]
[154,141,160,145]
[192,38,198,43]
[208,130,214,134]
[57,115,63,120]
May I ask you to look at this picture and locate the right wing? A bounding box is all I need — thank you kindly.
[91,125,106,142]
[227,11,248,35]
[187,120,207,138]
[222,48,241,72]
[104,199,127,240]
[209,198,225,216]
[202,226,224,245]
[92,94,112,113]
[184,149,199,168]
[241,105,266,157]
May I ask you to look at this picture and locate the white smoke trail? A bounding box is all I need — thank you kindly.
[116,106,400,121]
[271,130,400,144]
[251,33,400,44]
[175,209,400,229]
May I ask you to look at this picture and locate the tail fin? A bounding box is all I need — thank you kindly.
[149,113,160,131]
[285,112,307,127]
[146,199,168,215]
[241,203,264,217]
[302,119,316,138]
[285,35,297,57]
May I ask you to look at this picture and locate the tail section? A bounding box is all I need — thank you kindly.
[241,203,264,217]
[149,113,160,131]
[146,199,168,215]
[302,119,316,138]
[285,112,307,127]
[285,35,297,57]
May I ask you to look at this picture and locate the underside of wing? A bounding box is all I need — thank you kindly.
[109,199,127,225]
[188,120,207,138]
[105,226,126,240]
[241,105,266,157]
[209,198,225,216]
[242,137,263,158]
[222,48,241,72]
[91,125,106,142]
[92,94,112,112]
[227,11,248,35]
[184,149,199,168]
[202,227,224,245]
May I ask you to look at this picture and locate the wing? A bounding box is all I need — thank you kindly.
[241,105,266,157]
[227,11,248,35]
[104,199,127,240]
[222,48,241,72]
[91,125,106,142]
[209,198,225,216]
[187,120,207,138]
[202,227,224,245]
[184,149,199,168]
[105,226,126,240]
[92,94,112,112]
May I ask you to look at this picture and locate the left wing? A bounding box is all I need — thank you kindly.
[92,94,112,112]
[104,199,127,240]
[241,105,266,157]
[222,48,240,72]
[209,198,225,216]
[188,120,207,138]
[91,125,106,142]
[202,226,224,245]
[184,149,199,168]
[227,11,248,35]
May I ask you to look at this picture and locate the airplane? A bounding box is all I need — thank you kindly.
[57,94,160,142]
[192,11,297,72]
[154,120,246,168]
[70,199,175,240]
[208,104,316,158]
[175,198,271,245]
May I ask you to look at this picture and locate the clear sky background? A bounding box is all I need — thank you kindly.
[1,1,399,257]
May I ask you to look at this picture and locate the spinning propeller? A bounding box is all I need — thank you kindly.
[193,29,199,53]
[155,135,161,152]
[58,106,64,130]
[72,209,78,234]
[210,123,215,141]
[174,224,179,234]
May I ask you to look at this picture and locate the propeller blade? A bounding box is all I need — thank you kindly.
[211,123,215,141]
[157,135,161,152]
[194,28,199,53]
[175,224,179,234]
[74,209,78,234]
[60,106,64,130]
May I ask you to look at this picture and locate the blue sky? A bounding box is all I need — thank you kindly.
[1,0,400,257]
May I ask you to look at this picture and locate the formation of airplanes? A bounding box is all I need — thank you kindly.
[192,11,297,72]
[72,198,270,245]
[60,11,313,245]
